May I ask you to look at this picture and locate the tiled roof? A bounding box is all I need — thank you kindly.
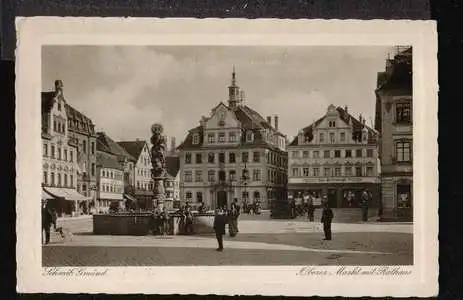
[65,103,96,136]
[289,106,377,146]
[96,151,124,171]
[165,155,180,178]
[178,104,284,151]
[117,140,147,161]
[97,132,136,161]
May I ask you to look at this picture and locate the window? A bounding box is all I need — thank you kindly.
[335,150,341,158]
[196,192,203,203]
[252,169,261,181]
[242,191,249,200]
[367,149,373,157]
[70,175,73,187]
[70,150,73,162]
[303,168,310,177]
[185,153,192,164]
[64,174,68,187]
[242,169,250,181]
[208,170,215,182]
[43,171,48,184]
[396,141,411,162]
[242,152,249,163]
[51,145,55,158]
[83,140,87,153]
[355,166,362,177]
[91,142,95,155]
[313,151,319,158]
[229,132,236,142]
[50,172,55,186]
[137,181,140,189]
[335,167,341,177]
[356,149,362,157]
[186,192,192,201]
[345,166,352,176]
[43,144,48,157]
[195,153,202,164]
[229,152,236,163]
[313,168,320,177]
[229,170,236,181]
[91,163,95,176]
[324,150,330,158]
[57,173,62,187]
[219,132,225,143]
[208,152,215,164]
[253,152,260,162]
[184,170,193,182]
[208,133,215,143]
[254,191,260,200]
[53,120,57,132]
[397,184,412,208]
[218,170,226,181]
[246,131,254,142]
[324,168,331,177]
[302,151,309,158]
[192,133,200,145]
[64,149,68,161]
[329,132,335,143]
[345,150,352,158]
[292,168,300,177]
[57,147,62,160]
[219,152,225,163]
[396,102,411,124]
[292,151,299,158]
[340,132,346,142]
[319,133,324,143]
[366,166,374,176]
[329,121,336,127]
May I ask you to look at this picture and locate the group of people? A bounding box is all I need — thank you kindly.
[41,200,64,244]
[213,198,241,251]
[241,200,261,215]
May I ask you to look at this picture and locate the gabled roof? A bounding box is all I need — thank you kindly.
[117,140,147,161]
[96,151,124,171]
[377,47,412,92]
[41,92,56,114]
[289,106,377,146]
[165,155,180,178]
[97,132,136,161]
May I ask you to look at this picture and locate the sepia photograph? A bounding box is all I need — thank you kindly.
[16,18,437,296]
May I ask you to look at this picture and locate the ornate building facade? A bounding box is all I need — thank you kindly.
[178,69,288,210]
[375,46,413,220]
[287,104,380,208]
[41,80,90,216]
[95,150,125,213]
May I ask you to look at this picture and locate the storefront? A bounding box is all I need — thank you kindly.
[43,187,90,217]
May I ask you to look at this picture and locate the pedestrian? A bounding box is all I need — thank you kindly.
[42,201,53,245]
[213,208,227,252]
[230,198,240,235]
[184,206,193,235]
[307,193,315,222]
[158,206,168,236]
[360,189,370,222]
[321,200,334,240]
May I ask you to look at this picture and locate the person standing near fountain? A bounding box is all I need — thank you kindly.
[213,208,227,252]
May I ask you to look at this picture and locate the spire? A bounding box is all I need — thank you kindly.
[228,66,240,109]
[232,65,236,86]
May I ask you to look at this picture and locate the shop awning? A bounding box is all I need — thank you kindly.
[43,187,90,202]
[44,187,68,199]
[42,189,54,200]
[63,189,91,202]
[124,194,138,202]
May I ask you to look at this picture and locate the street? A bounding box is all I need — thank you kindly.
[44,216,413,266]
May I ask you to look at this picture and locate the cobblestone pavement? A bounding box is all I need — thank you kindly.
[43,216,412,266]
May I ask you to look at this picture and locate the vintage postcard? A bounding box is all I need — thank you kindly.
[15,17,438,296]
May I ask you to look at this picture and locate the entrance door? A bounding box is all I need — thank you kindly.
[217,190,227,209]
[327,189,337,208]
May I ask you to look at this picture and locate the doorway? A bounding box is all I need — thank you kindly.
[217,190,227,209]
[327,189,337,208]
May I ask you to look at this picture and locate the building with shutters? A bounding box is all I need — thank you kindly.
[287,104,380,208]
[375,46,413,220]
[177,68,288,210]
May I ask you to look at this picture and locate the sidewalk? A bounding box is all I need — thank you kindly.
[57,215,92,221]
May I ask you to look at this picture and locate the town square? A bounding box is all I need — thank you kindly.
[40,45,413,266]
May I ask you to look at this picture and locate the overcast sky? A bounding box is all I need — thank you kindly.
[42,45,394,145]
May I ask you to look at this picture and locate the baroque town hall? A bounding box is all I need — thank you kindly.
[178,69,288,210]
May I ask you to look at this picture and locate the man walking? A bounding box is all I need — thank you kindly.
[360,189,370,222]
[42,201,53,244]
[321,201,334,240]
[213,208,227,251]
[229,198,241,236]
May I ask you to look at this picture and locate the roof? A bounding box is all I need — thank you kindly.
[289,106,377,146]
[96,151,124,171]
[97,132,136,161]
[41,92,56,114]
[177,104,284,151]
[65,103,96,136]
[117,140,147,161]
[165,155,180,178]
[377,47,412,92]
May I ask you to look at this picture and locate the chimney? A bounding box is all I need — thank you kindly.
[267,116,272,124]
[55,80,64,96]
[274,115,279,131]
[171,137,176,152]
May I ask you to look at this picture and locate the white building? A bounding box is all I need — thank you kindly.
[96,151,124,213]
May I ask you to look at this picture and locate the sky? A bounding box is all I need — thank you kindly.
[42,45,394,145]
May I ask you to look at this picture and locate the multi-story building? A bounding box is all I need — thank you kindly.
[177,69,288,210]
[165,155,181,210]
[117,140,154,209]
[95,150,124,213]
[375,46,413,220]
[287,104,380,208]
[41,80,90,217]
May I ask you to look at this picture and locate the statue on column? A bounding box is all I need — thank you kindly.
[150,123,167,209]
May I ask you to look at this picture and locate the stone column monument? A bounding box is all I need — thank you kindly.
[150,123,167,209]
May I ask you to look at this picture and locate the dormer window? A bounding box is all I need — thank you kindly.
[246,131,254,142]
[208,133,215,144]
[329,121,336,127]
[218,132,225,143]
[192,133,200,145]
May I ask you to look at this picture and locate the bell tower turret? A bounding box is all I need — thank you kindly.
[228,66,240,109]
